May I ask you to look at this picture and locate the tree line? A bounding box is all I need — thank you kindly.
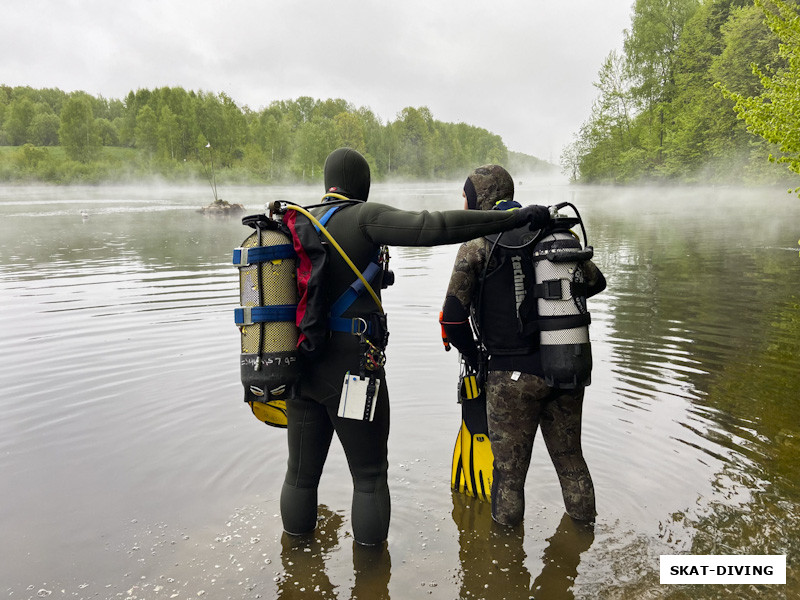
[562,0,800,188]
[0,85,551,184]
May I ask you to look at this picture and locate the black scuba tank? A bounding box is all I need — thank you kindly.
[233,213,298,427]
[532,202,595,389]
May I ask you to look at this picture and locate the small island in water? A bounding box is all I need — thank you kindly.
[198,198,245,217]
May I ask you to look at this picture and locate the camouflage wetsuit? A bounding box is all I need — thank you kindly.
[280,149,552,545]
[441,164,605,525]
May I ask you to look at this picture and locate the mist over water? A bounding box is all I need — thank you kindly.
[1,182,798,599]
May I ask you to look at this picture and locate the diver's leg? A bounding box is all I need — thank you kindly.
[280,395,335,535]
[331,378,390,545]
[487,372,547,526]
[539,389,596,521]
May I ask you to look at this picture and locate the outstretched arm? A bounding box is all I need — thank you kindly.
[356,202,550,247]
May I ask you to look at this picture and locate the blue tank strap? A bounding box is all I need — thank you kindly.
[235,304,297,326]
[328,261,382,333]
[315,205,341,231]
[232,244,295,266]
[314,203,383,334]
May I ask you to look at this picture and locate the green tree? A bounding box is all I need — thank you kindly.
[118,90,141,147]
[149,86,199,160]
[294,96,318,124]
[432,124,465,176]
[706,2,780,180]
[356,108,387,175]
[571,50,645,182]
[317,98,352,120]
[95,118,119,146]
[241,142,270,180]
[0,85,10,128]
[219,93,248,161]
[29,113,61,146]
[5,96,36,145]
[560,135,584,182]
[254,107,293,179]
[624,0,701,107]
[714,3,781,97]
[195,92,247,166]
[58,94,101,162]
[596,50,636,145]
[721,0,800,187]
[134,104,158,155]
[293,117,335,180]
[393,106,434,177]
[157,105,180,160]
[333,112,366,151]
[623,0,700,160]
[661,1,730,179]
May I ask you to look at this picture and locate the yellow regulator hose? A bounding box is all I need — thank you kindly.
[280,200,384,313]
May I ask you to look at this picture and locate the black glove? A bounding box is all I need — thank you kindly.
[514,204,551,229]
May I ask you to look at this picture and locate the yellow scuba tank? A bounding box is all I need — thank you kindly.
[532,202,594,389]
[233,213,298,427]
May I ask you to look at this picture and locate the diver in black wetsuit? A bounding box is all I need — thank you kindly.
[280,148,553,545]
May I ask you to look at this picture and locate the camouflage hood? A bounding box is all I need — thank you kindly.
[465,164,514,211]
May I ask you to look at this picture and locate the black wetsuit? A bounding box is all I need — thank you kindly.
[280,200,547,545]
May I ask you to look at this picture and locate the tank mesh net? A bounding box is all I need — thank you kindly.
[535,232,589,345]
[541,327,589,345]
[238,230,298,354]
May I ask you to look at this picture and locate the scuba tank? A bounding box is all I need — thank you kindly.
[532,202,595,388]
[233,213,298,428]
[476,201,595,389]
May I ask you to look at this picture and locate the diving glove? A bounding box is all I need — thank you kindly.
[514,204,551,229]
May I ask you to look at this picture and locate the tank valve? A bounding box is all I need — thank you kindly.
[268,201,288,216]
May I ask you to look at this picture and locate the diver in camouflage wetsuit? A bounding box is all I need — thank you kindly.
[280,150,553,546]
[441,164,606,525]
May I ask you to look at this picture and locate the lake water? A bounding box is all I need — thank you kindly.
[1,181,798,599]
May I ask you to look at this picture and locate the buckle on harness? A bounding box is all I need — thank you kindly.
[542,279,563,300]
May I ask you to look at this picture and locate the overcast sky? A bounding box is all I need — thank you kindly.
[2,0,633,163]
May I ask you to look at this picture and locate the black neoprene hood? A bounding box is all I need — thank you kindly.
[324,148,371,201]
[464,177,478,210]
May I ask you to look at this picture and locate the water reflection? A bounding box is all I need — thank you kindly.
[351,539,392,600]
[278,505,391,599]
[2,184,799,597]
[451,493,594,600]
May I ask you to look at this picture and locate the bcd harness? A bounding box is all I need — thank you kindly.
[471,201,595,389]
[233,196,391,427]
